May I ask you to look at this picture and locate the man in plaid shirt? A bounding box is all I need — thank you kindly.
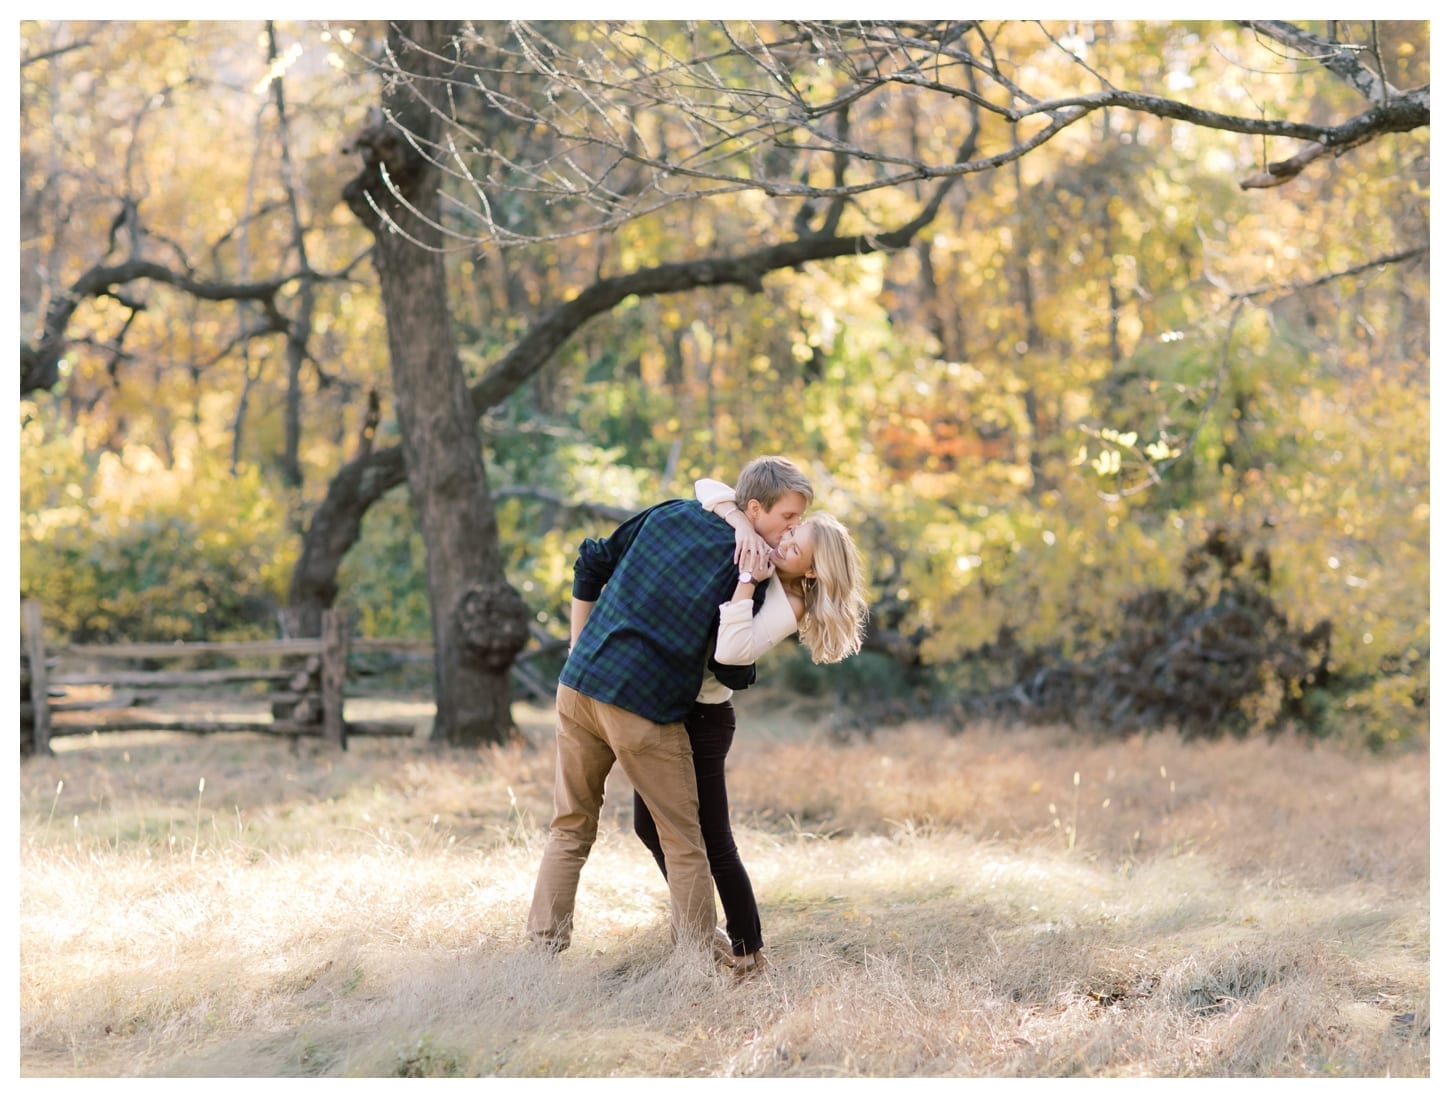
[527,456,813,956]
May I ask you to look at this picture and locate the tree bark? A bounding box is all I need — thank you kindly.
[267,20,313,490]
[342,20,528,746]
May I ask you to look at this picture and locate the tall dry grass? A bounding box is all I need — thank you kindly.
[17,694,1429,1078]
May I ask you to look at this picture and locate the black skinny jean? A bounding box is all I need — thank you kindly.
[633,699,763,956]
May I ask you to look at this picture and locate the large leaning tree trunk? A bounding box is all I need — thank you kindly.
[341,20,529,746]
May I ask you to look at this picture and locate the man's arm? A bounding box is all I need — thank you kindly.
[572,502,664,602]
[569,500,679,655]
[569,598,594,648]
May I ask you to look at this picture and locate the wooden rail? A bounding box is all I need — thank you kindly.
[21,602,396,754]
[19,601,566,757]
[22,601,52,757]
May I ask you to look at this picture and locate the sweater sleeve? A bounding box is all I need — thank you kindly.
[694,477,737,512]
[713,577,800,665]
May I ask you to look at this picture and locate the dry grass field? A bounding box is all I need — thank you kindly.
[16,691,1431,1079]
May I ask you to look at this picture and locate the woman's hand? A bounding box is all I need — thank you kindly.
[711,494,774,579]
[733,526,773,571]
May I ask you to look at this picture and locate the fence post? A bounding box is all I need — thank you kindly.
[321,609,349,749]
[22,600,52,757]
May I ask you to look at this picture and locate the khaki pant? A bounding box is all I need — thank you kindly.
[527,684,717,952]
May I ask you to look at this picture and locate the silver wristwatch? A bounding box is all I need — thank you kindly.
[738,570,756,585]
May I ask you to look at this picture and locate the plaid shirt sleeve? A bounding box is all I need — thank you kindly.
[571,503,658,602]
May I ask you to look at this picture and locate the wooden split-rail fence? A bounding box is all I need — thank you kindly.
[19,600,560,756]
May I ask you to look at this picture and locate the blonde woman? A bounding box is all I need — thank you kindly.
[633,478,869,976]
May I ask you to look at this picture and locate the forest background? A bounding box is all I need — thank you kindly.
[17,20,1430,750]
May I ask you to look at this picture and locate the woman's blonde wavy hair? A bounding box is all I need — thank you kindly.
[796,512,869,665]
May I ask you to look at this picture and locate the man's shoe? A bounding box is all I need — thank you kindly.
[527,934,566,956]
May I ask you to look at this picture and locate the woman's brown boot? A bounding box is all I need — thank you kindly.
[733,950,769,979]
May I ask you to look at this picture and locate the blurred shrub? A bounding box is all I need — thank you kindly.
[1315,673,1428,754]
[768,646,935,709]
[335,488,432,639]
[19,418,293,642]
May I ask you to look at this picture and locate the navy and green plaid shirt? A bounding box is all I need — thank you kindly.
[560,498,752,724]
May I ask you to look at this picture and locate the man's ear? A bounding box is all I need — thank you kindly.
[743,499,763,521]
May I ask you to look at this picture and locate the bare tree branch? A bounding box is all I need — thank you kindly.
[470,209,954,412]
[1228,244,1428,302]
[20,25,109,69]
[492,486,636,524]
[21,239,371,396]
[343,19,1426,247]
[1244,20,1404,103]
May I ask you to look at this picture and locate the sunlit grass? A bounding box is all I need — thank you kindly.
[18,696,1429,1077]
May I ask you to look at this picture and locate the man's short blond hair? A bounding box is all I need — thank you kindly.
[734,456,814,512]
